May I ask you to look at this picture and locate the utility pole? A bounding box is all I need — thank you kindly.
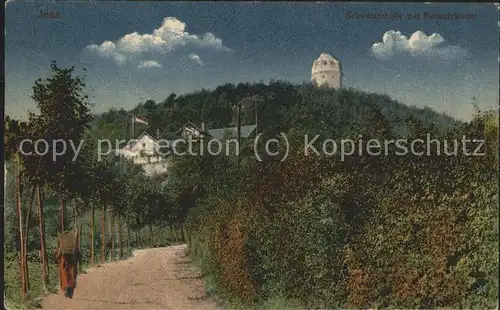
[237,100,241,167]
[254,96,258,136]
[131,114,135,140]
[200,98,204,130]
[471,97,480,114]
[253,96,259,207]
[232,99,243,167]
[234,95,261,167]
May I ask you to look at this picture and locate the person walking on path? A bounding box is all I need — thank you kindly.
[55,231,81,298]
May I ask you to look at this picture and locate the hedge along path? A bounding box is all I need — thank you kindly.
[39,244,221,309]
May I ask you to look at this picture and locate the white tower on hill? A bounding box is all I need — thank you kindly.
[311,53,342,88]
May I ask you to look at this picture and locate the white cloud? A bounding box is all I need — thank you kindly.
[188,53,203,65]
[87,41,127,65]
[86,17,231,65]
[371,30,466,60]
[138,60,162,69]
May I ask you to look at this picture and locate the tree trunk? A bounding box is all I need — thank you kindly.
[110,210,115,261]
[36,186,48,291]
[149,224,153,246]
[90,204,95,265]
[78,201,83,270]
[22,185,36,294]
[60,198,66,232]
[72,199,82,272]
[180,226,185,243]
[72,199,78,253]
[101,206,106,264]
[72,200,77,232]
[118,216,123,259]
[79,215,83,247]
[127,224,131,253]
[15,153,27,298]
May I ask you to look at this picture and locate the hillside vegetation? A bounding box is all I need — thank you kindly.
[91,81,461,141]
[5,67,498,309]
[94,81,497,308]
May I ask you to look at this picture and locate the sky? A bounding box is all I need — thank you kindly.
[5,2,499,121]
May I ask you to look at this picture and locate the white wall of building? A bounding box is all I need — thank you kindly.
[142,162,169,176]
[119,133,170,177]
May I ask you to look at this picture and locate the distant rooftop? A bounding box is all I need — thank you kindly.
[120,123,257,151]
[207,124,257,140]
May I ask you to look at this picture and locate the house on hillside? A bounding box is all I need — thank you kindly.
[176,121,211,139]
[118,132,172,177]
[177,121,257,140]
[118,122,257,177]
[206,124,257,140]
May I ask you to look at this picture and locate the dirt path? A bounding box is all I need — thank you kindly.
[38,244,221,310]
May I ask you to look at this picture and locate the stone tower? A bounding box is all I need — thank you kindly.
[311,53,342,88]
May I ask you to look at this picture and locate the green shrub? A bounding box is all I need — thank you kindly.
[185,109,498,308]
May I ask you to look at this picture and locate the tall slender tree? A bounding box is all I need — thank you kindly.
[4,117,30,298]
[29,61,92,234]
[19,62,93,289]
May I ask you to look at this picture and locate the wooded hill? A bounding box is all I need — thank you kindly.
[92,81,462,142]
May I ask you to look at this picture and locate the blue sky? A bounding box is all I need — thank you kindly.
[5,2,499,121]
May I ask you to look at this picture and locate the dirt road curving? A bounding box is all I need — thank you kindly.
[39,244,221,310]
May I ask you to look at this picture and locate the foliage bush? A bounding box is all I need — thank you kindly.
[183,105,498,308]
